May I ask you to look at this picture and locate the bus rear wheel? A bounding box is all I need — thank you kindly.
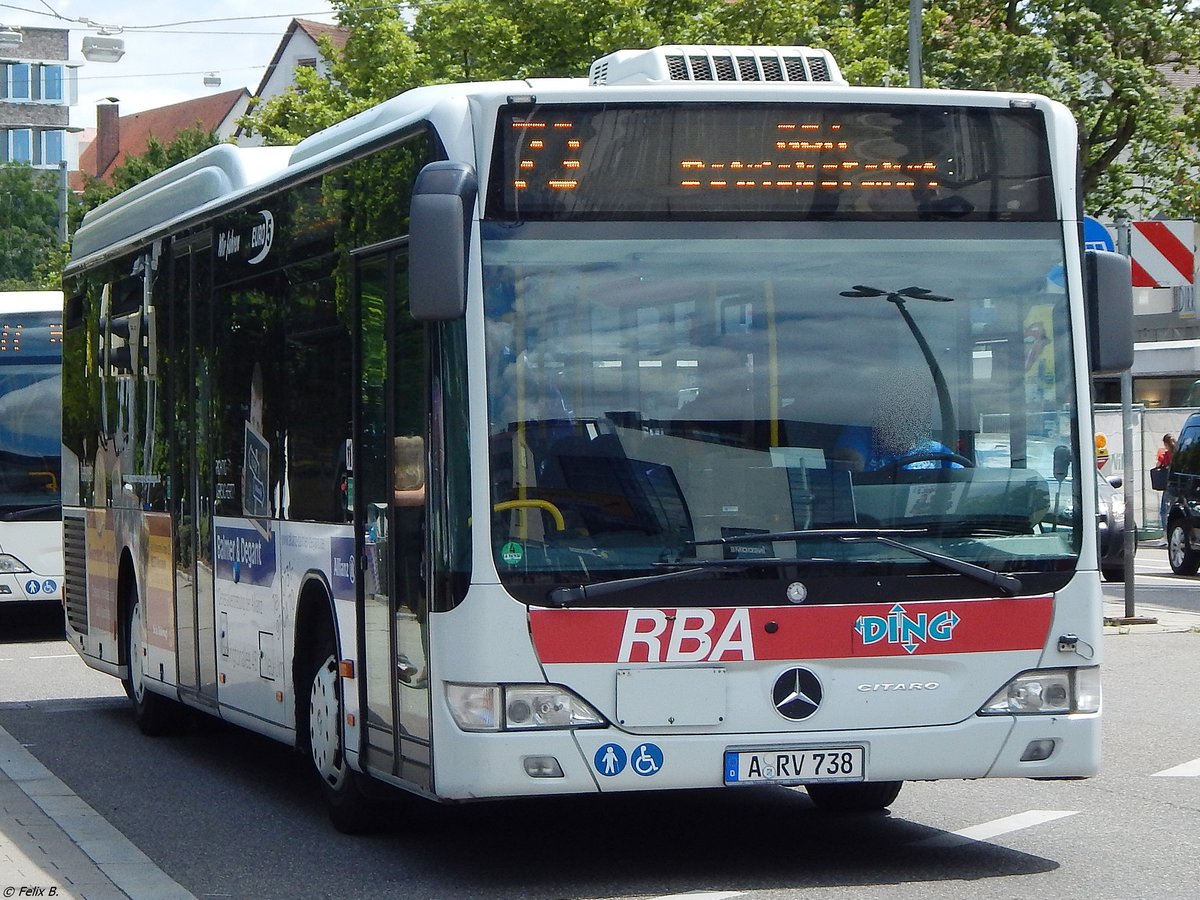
[122,586,182,736]
[306,629,379,834]
[805,780,902,813]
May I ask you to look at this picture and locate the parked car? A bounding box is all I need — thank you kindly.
[1010,439,1135,582]
[1095,470,1134,582]
[1164,412,1200,575]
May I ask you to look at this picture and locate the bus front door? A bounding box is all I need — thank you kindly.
[171,233,219,704]
[356,247,432,791]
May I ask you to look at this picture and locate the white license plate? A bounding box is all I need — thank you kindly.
[724,746,865,785]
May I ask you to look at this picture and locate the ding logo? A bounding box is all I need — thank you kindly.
[854,603,960,654]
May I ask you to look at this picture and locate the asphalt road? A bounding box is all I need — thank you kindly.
[1104,544,1200,615]
[1,600,1198,900]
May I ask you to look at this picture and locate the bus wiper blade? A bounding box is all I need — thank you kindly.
[0,503,61,521]
[845,535,1023,596]
[545,566,724,608]
[686,528,928,547]
[687,528,1022,596]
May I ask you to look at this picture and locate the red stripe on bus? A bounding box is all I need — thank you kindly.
[529,596,1054,664]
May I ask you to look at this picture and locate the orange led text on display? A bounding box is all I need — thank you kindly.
[680,123,941,191]
[510,118,942,195]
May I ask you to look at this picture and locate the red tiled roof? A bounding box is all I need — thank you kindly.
[296,18,350,53]
[79,88,249,182]
[252,17,350,99]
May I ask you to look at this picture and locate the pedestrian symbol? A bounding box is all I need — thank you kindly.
[631,742,663,777]
[594,743,627,776]
[24,579,40,595]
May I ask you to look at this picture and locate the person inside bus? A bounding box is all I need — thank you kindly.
[836,372,962,473]
[393,434,428,687]
[393,434,426,508]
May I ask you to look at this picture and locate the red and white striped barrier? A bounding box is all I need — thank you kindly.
[1130,220,1194,288]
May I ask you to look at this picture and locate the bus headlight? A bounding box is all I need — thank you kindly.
[979,667,1100,715]
[0,554,31,574]
[446,682,606,732]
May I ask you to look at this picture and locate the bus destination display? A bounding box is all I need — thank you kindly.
[0,315,63,356]
[488,103,1053,221]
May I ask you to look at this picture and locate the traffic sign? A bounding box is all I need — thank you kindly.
[1083,216,1115,253]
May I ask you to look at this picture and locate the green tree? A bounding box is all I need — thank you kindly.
[0,164,64,290]
[241,0,1200,217]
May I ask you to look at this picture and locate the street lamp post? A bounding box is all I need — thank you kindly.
[908,0,923,87]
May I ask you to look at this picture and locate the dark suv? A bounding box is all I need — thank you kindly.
[1164,412,1200,574]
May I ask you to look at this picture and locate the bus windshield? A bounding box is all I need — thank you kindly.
[483,220,1079,605]
[0,310,62,518]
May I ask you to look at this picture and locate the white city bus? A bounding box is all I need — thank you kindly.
[62,45,1133,831]
[0,291,63,612]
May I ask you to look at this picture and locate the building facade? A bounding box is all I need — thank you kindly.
[0,26,77,169]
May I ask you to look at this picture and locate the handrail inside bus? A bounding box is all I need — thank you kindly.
[493,499,566,532]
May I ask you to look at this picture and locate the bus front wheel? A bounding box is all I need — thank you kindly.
[306,627,379,834]
[805,780,902,813]
[122,584,182,736]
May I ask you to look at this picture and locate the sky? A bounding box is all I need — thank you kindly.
[0,0,340,127]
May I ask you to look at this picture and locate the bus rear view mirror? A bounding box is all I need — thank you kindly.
[409,161,477,321]
[1084,249,1134,374]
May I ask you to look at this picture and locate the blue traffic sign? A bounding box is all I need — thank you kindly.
[1083,216,1115,253]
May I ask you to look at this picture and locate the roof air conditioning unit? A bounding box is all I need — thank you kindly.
[589,45,845,86]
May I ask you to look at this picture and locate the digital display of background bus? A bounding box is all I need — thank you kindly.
[487,103,1053,221]
[0,315,63,356]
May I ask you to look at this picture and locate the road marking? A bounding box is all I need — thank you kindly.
[28,653,76,659]
[916,809,1077,848]
[1152,758,1200,777]
[648,894,746,900]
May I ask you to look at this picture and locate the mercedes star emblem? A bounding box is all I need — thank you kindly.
[772,667,823,720]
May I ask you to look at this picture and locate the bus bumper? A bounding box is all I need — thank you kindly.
[426,712,1099,800]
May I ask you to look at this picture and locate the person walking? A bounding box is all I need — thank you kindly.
[1157,433,1176,540]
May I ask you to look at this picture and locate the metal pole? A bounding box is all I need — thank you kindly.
[1122,368,1136,618]
[1115,214,1138,619]
[57,160,68,243]
[908,0,923,88]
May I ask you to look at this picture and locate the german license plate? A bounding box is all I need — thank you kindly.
[724,746,865,785]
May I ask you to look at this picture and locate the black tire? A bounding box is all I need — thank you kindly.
[1101,566,1124,583]
[1168,522,1200,576]
[305,623,380,834]
[805,780,903,813]
[122,583,183,736]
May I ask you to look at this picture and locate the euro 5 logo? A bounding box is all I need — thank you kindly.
[854,603,959,654]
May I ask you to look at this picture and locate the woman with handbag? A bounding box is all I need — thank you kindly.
[1154,433,1176,537]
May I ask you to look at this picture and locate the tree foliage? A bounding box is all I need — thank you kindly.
[0,164,64,290]
[242,0,1200,217]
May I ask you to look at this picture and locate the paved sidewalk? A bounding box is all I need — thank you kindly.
[0,725,193,900]
[1103,597,1200,634]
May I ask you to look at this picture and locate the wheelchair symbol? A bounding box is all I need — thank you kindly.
[631,742,663,777]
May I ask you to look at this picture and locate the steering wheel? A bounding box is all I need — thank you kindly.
[875,450,975,474]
